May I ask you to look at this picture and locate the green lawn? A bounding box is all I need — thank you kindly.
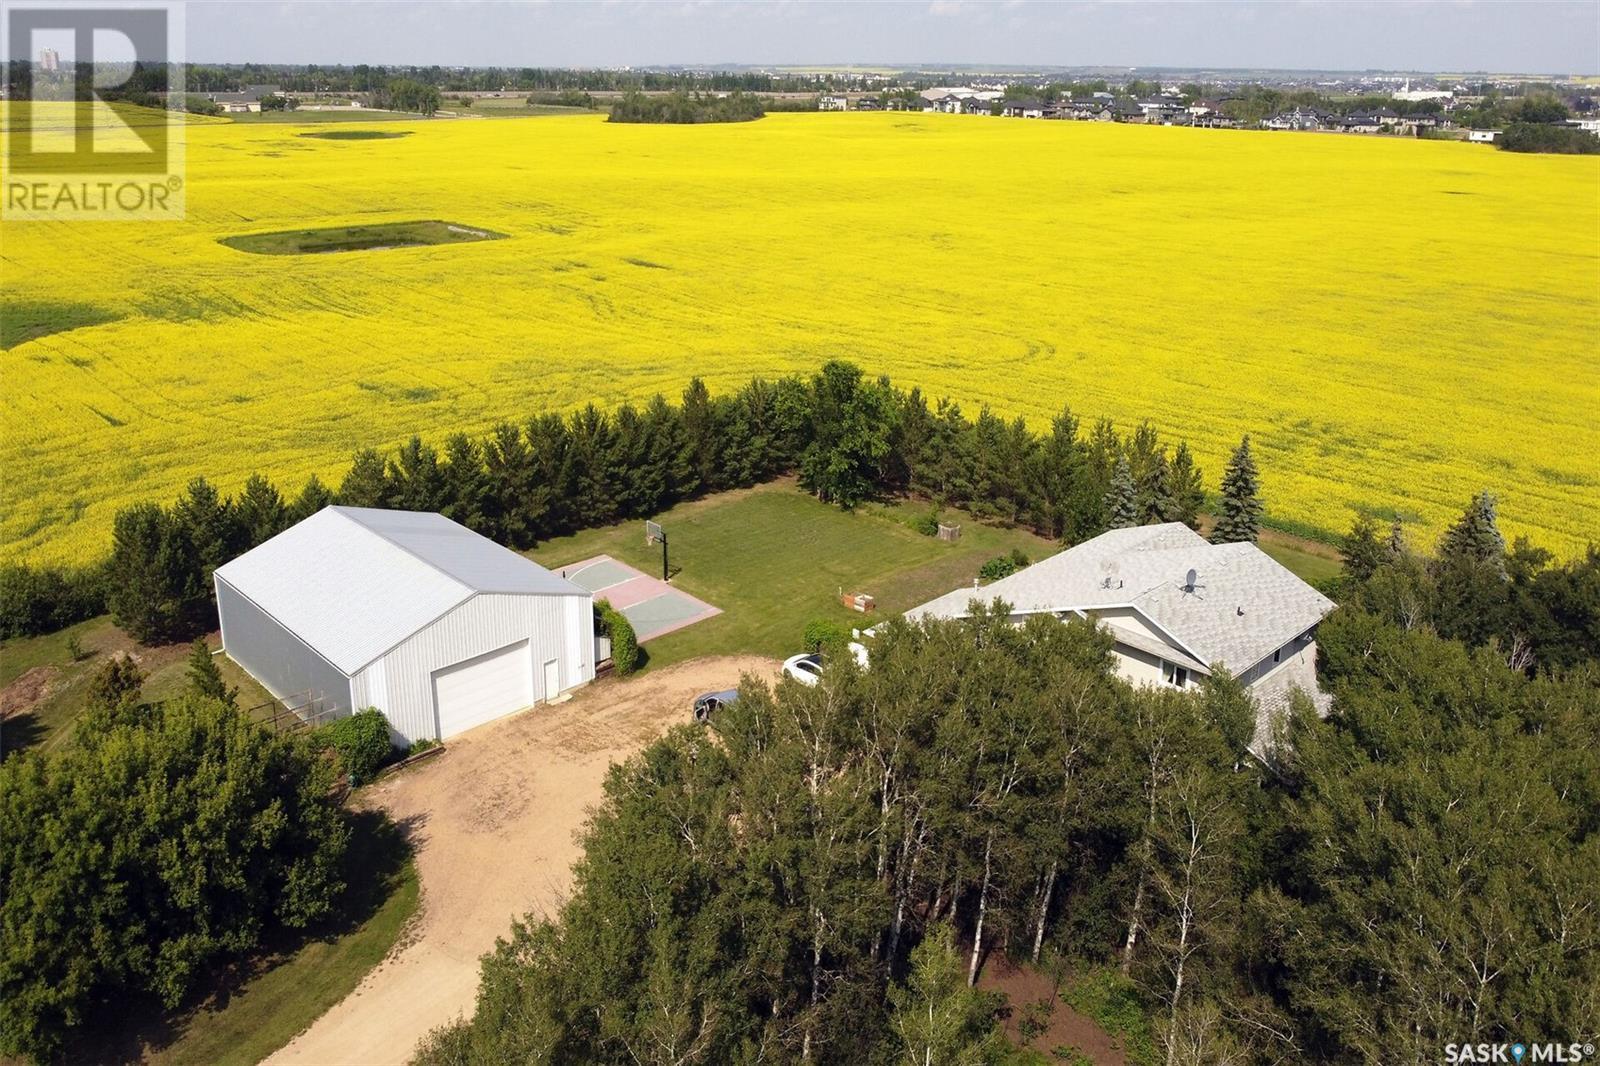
[531,481,1055,669]
[530,482,1347,671]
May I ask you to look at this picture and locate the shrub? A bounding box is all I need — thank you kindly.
[803,618,851,656]
[408,737,440,757]
[317,708,396,783]
[1499,122,1600,154]
[910,509,940,537]
[0,697,348,1060]
[598,602,640,675]
[978,548,1031,582]
[0,564,108,640]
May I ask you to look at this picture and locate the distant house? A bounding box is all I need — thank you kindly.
[1193,111,1240,129]
[903,524,1337,756]
[1264,106,1329,131]
[1341,112,1385,134]
[1111,98,1146,123]
[1467,128,1502,143]
[818,94,848,112]
[206,84,281,114]
[1002,98,1046,119]
[960,97,995,116]
[856,95,882,112]
[1187,98,1221,116]
[1065,98,1114,122]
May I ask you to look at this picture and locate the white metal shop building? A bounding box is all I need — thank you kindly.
[214,506,595,744]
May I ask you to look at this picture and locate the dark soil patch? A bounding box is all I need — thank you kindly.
[979,955,1129,1066]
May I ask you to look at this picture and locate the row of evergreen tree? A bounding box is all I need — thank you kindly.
[1336,493,1600,674]
[2,362,1245,643]
[414,595,1599,1065]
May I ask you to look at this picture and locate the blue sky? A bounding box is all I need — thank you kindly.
[186,1,1599,74]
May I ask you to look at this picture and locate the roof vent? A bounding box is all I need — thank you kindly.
[1237,605,1245,616]
[1184,568,1198,592]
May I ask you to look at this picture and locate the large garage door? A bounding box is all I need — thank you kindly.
[432,640,534,739]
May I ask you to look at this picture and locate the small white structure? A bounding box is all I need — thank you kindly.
[904,524,1337,752]
[819,94,849,112]
[215,507,595,744]
[1467,128,1502,143]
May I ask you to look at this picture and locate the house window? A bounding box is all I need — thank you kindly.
[1162,661,1189,688]
[1273,648,1282,664]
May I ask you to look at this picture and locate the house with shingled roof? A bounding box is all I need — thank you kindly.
[903,523,1336,751]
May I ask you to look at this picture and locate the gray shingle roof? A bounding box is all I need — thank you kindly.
[214,507,586,674]
[904,523,1335,674]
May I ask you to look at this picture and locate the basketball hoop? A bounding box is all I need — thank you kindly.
[644,520,668,581]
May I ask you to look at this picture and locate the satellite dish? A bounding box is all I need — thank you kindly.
[1185,568,1198,591]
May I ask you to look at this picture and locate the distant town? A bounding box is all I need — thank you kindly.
[11,58,1597,147]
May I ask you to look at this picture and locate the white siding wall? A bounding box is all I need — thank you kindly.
[1087,606,1169,643]
[217,576,353,715]
[1110,644,1167,687]
[352,592,594,744]
[1239,634,1319,690]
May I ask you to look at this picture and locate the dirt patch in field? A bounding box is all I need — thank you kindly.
[1,665,58,717]
[265,655,779,1066]
[979,955,1129,1066]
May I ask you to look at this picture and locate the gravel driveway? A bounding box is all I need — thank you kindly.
[265,655,779,1066]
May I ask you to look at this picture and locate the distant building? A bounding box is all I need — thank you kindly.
[1264,106,1329,131]
[1002,98,1045,118]
[856,95,881,112]
[818,94,848,112]
[1467,128,1502,143]
[38,48,59,72]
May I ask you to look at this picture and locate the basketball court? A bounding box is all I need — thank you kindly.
[559,554,721,642]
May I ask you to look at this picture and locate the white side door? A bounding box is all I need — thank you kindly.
[543,658,561,702]
[432,640,534,739]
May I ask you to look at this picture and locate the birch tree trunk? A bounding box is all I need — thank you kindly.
[1032,860,1058,964]
[968,830,994,986]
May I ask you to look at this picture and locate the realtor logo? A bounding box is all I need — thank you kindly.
[2,1,186,220]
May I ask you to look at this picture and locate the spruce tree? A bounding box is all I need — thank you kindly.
[1438,492,1507,575]
[1137,450,1178,525]
[1340,513,1384,583]
[1386,518,1408,560]
[1105,455,1139,529]
[287,474,335,525]
[236,474,288,548]
[185,638,237,709]
[1169,442,1205,529]
[338,448,392,509]
[1210,435,1262,544]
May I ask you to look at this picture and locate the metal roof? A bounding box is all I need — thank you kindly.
[904,523,1335,675]
[214,507,587,674]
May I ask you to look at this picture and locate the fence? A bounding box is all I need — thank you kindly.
[247,690,339,734]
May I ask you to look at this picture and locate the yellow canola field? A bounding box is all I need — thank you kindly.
[3,111,1598,564]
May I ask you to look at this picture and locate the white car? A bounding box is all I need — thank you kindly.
[782,652,824,686]
[782,643,869,687]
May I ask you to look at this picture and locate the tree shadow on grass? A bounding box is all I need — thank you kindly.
[0,712,44,761]
[56,810,416,1065]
